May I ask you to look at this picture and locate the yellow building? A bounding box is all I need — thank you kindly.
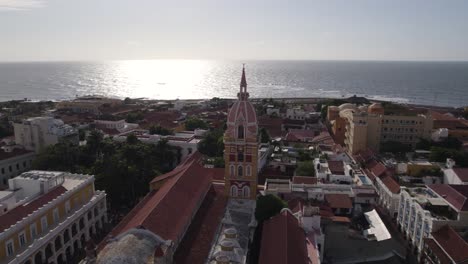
[329,103,433,154]
[224,66,259,200]
[0,171,107,264]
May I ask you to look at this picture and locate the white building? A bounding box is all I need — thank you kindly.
[0,171,107,264]
[313,158,353,184]
[443,159,468,185]
[0,144,35,189]
[114,129,207,162]
[14,117,78,153]
[397,185,468,257]
[94,120,139,134]
[286,107,306,120]
[375,176,400,218]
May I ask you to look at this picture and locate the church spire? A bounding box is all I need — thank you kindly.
[239,64,248,100]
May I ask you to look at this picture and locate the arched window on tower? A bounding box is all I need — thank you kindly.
[242,186,250,198]
[238,125,244,139]
[230,186,238,197]
[238,165,243,177]
[230,165,235,177]
[246,165,252,176]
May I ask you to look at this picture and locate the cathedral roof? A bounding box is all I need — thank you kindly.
[226,65,258,134]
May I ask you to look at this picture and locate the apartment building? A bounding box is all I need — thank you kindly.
[328,103,433,154]
[0,171,107,264]
[14,117,78,153]
[0,145,35,189]
[397,185,468,257]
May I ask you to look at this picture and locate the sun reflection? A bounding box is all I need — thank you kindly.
[109,60,212,99]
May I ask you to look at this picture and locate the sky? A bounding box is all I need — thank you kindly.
[1,0,468,61]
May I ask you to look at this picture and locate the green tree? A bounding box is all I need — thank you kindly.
[295,161,316,176]
[149,125,173,135]
[255,194,287,222]
[185,117,209,130]
[198,129,224,157]
[126,133,139,144]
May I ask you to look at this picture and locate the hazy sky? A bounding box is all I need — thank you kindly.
[1,0,468,61]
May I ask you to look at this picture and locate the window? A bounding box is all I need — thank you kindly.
[16,163,19,170]
[238,166,243,177]
[242,186,250,198]
[6,240,14,257]
[9,165,12,172]
[65,200,71,214]
[23,161,26,168]
[246,165,252,176]
[41,216,48,232]
[30,223,37,239]
[53,208,59,223]
[237,152,244,162]
[230,186,238,197]
[19,232,26,247]
[1,168,4,174]
[230,165,235,177]
[237,125,244,139]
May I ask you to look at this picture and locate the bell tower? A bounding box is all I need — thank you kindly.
[224,65,258,200]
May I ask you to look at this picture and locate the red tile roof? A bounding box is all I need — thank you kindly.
[0,148,34,161]
[380,175,401,194]
[292,176,318,185]
[284,129,315,142]
[424,238,452,264]
[287,197,306,214]
[104,151,213,246]
[259,210,318,264]
[429,184,468,212]
[173,184,228,264]
[327,160,345,175]
[258,116,283,138]
[452,168,468,182]
[0,186,67,233]
[431,225,468,263]
[325,194,353,209]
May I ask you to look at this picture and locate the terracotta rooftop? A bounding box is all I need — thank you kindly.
[284,129,316,142]
[0,186,67,233]
[292,176,318,185]
[325,194,353,209]
[424,238,452,264]
[173,184,227,264]
[428,184,468,212]
[327,160,345,175]
[259,210,318,264]
[380,175,401,194]
[431,225,468,263]
[103,151,213,247]
[452,168,468,182]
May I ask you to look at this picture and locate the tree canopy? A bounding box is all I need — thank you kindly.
[149,125,173,135]
[198,129,224,157]
[184,117,209,130]
[255,194,287,223]
[33,131,178,209]
[295,161,316,176]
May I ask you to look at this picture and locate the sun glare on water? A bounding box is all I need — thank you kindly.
[106,60,213,99]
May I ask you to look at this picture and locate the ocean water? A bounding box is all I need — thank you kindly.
[0,60,467,107]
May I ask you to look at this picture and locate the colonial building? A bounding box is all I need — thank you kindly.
[328,103,433,154]
[224,65,259,200]
[14,117,78,154]
[0,144,35,189]
[0,171,107,264]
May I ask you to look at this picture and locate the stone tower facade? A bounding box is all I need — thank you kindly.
[224,66,258,200]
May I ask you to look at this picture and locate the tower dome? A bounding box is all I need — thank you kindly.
[225,65,258,139]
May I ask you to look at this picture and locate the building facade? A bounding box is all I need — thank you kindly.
[0,171,107,264]
[328,103,433,154]
[224,66,259,200]
[0,146,35,189]
[397,185,468,257]
[14,117,78,153]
